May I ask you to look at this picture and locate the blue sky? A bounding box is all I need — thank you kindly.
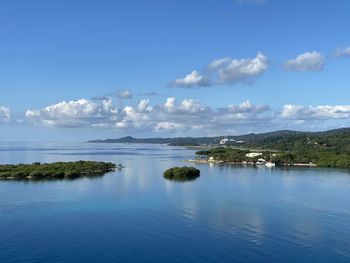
[1,0,350,141]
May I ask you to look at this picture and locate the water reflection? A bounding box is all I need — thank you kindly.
[0,142,350,262]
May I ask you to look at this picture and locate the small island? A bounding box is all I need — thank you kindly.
[163,166,200,181]
[0,161,119,180]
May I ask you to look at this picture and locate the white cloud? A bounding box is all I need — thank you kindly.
[26,99,123,128]
[172,53,268,88]
[119,105,150,129]
[281,104,350,120]
[172,70,210,88]
[137,99,151,112]
[163,98,210,114]
[284,51,325,72]
[281,104,305,119]
[0,106,11,123]
[115,90,133,99]
[92,90,133,101]
[22,98,350,135]
[207,57,232,70]
[215,53,268,85]
[25,98,274,134]
[335,46,350,58]
[214,101,272,123]
[164,97,176,112]
[154,122,185,132]
[112,90,133,99]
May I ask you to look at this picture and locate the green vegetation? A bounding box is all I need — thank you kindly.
[91,128,350,169]
[0,161,118,180]
[196,148,249,163]
[235,129,350,168]
[163,166,200,181]
[196,142,350,169]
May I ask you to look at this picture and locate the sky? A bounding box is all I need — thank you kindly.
[1,0,350,141]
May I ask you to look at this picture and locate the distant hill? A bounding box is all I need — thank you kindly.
[190,127,350,169]
[88,136,218,146]
[88,128,350,151]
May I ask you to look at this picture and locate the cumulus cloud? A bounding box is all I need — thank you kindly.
[26,99,123,128]
[163,97,210,114]
[281,104,350,120]
[171,70,211,88]
[0,106,11,123]
[21,97,350,135]
[335,46,350,58]
[25,97,274,134]
[284,51,325,72]
[214,101,272,124]
[172,53,268,88]
[213,53,268,85]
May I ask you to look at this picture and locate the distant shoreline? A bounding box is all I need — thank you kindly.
[87,127,350,146]
[186,159,317,167]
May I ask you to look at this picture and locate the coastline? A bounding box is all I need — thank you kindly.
[186,159,317,167]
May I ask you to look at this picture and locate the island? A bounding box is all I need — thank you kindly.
[163,166,200,181]
[0,161,119,180]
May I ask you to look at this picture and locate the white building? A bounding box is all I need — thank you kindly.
[219,138,229,145]
[246,152,263,158]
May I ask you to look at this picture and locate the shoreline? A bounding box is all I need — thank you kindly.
[185,159,317,167]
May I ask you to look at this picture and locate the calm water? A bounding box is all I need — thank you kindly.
[0,142,350,263]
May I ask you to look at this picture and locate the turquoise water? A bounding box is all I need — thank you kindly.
[0,142,350,262]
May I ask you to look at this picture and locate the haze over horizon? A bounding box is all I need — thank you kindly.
[1,0,350,141]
